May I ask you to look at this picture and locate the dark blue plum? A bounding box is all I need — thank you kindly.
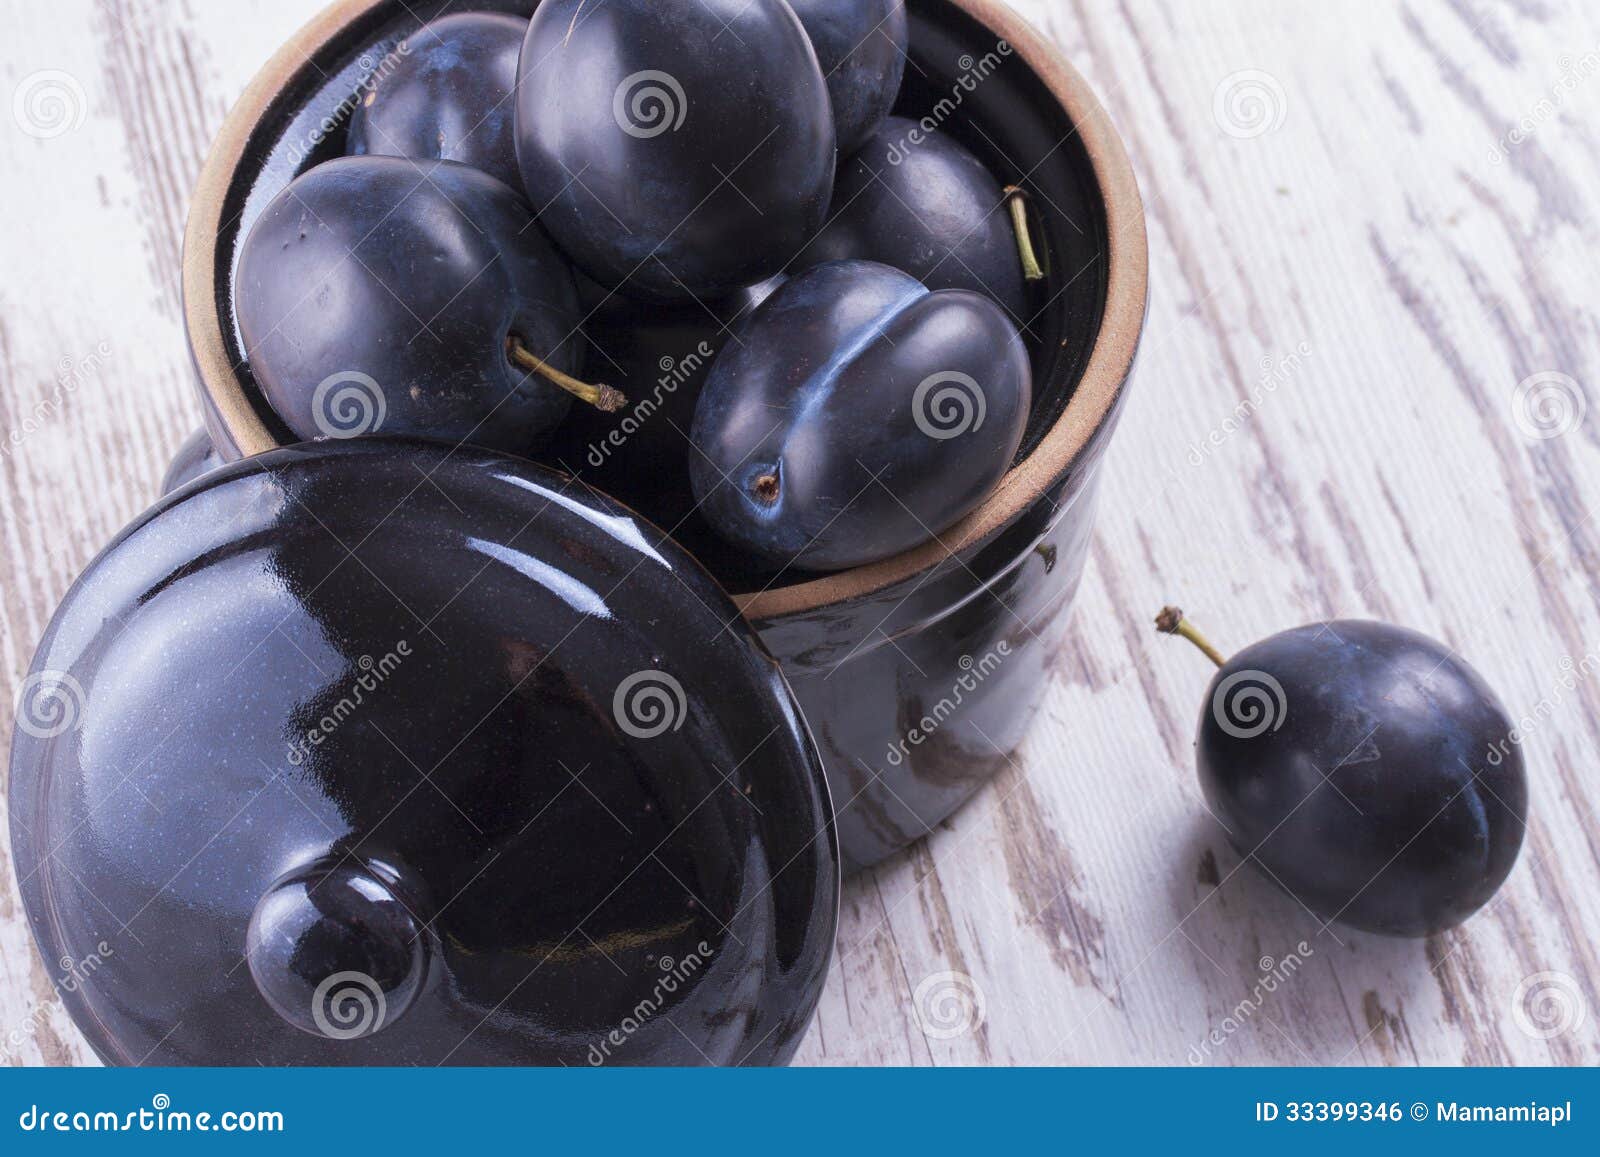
[514,0,835,302]
[689,260,1030,573]
[160,428,223,495]
[236,156,592,453]
[1169,614,1528,937]
[347,13,527,191]
[788,0,908,156]
[794,117,1029,320]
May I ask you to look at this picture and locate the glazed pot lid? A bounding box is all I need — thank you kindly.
[9,438,838,1065]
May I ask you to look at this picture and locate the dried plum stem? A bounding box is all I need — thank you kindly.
[1155,605,1227,668]
[1004,185,1047,282]
[507,336,626,413]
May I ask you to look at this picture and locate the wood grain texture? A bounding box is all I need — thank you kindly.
[1,0,1597,1066]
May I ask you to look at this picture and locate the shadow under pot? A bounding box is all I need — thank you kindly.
[180,0,1147,873]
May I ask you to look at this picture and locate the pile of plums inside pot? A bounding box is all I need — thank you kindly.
[223,0,1043,579]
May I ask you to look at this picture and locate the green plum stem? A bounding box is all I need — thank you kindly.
[508,336,626,413]
[1004,186,1048,282]
[1155,606,1227,668]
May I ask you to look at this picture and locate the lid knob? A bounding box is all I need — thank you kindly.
[244,858,428,1041]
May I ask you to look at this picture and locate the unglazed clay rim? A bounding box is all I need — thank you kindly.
[182,0,1149,622]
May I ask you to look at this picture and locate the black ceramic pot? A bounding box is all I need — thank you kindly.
[182,0,1147,871]
[11,440,838,1065]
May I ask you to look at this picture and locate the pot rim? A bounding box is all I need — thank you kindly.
[182,0,1148,623]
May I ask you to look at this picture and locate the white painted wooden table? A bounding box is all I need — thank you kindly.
[2,0,1598,1066]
